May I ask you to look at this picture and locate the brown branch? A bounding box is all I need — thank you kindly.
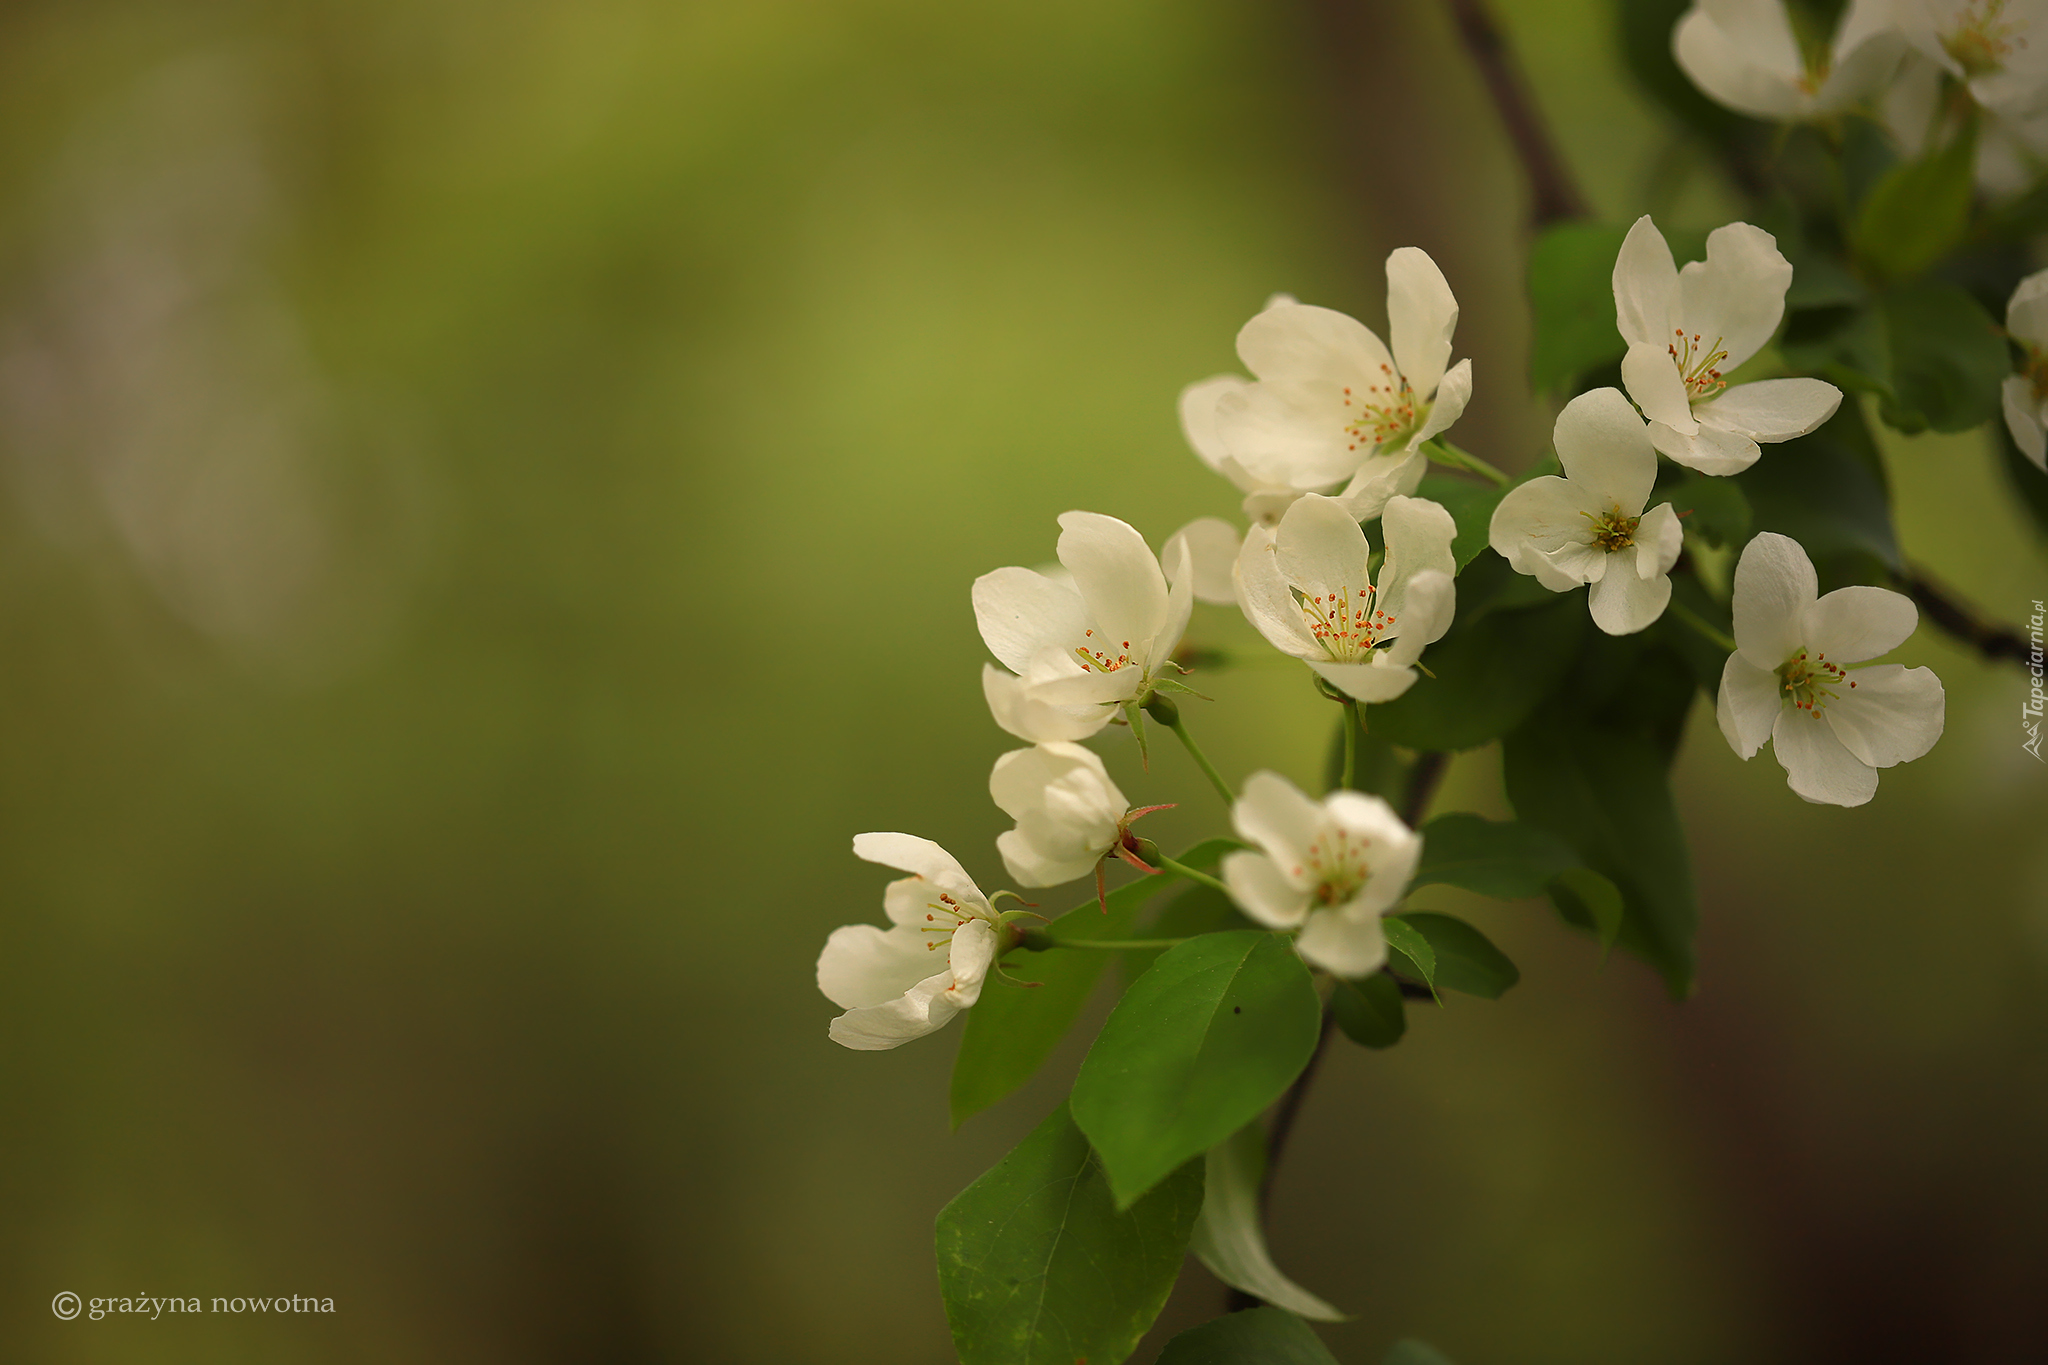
[1896,564,2034,665]
[1442,0,1588,227]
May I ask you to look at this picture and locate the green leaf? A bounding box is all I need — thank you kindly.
[1071,931,1322,1208]
[1851,117,1977,281]
[1657,571,1735,698]
[1879,282,2007,434]
[1120,881,1256,987]
[1502,634,1699,997]
[1413,475,1506,570]
[1665,469,1751,549]
[1383,1341,1457,1365]
[1396,912,1518,999]
[1332,971,1406,1049]
[1411,812,1579,899]
[950,838,1237,1127]
[1549,866,1625,956]
[937,1103,1203,1365]
[1155,1308,1339,1365]
[1381,915,1436,993]
[1736,396,1900,574]
[1527,222,1630,394]
[1366,562,1588,751]
[1190,1123,1345,1321]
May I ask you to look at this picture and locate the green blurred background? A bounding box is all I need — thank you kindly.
[0,1,2043,1361]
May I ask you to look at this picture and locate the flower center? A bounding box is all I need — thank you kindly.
[1073,628,1136,673]
[1291,827,1373,906]
[1778,648,1857,715]
[919,891,994,951]
[1944,0,2022,78]
[1583,505,1640,554]
[1290,583,1393,663]
[1669,329,1729,400]
[2026,345,2048,402]
[1340,365,1427,451]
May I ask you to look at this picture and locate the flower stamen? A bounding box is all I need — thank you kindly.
[1778,648,1851,715]
[1289,584,1395,663]
[1669,328,1730,400]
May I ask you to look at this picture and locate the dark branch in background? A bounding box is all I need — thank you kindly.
[1442,0,1588,228]
[1226,750,1451,1315]
[1441,0,2035,668]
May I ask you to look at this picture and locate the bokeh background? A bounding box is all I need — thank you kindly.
[0,1,2043,1361]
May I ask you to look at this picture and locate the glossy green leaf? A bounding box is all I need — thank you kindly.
[1396,912,1518,999]
[1190,1123,1345,1321]
[950,838,1237,1127]
[1549,866,1625,955]
[1383,1341,1457,1365]
[1879,282,2007,434]
[1665,469,1752,548]
[1736,397,1900,573]
[1121,882,1256,987]
[1851,117,1976,281]
[1411,812,1579,899]
[1332,971,1406,1049]
[937,1103,1203,1365]
[1502,634,1699,997]
[1527,222,1630,394]
[1413,475,1506,570]
[1155,1308,1339,1365]
[1071,931,1321,1208]
[1382,915,1436,993]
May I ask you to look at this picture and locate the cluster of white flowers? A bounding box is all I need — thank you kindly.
[819,215,1950,1045]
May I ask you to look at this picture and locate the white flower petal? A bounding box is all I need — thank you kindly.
[1386,246,1458,401]
[1378,570,1454,667]
[2003,374,2048,470]
[827,969,968,1050]
[982,664,1110,744]
[1164,516,1245,606]
[1307,658,1419,703]
[1731,531,1817,668]
[1179,374,1249,473]
[1378,495,1457,614]
[1323,791,1420,916]
[989,742,1123,824]
[1057,511,1171,662]
[1673,1,1807,120]
[2007,267,2048,347]
[1232,770,1326,872]
[1634,503,1684,580]
[1696,377,1843,441]
[1717,652,1780,759]
[1222,849,1313,927]
[1489,476,1605,578]
[1814,22,1908,111]
[1214,379,1364,490]
[1235,523,1321,658]
[1271,493,1371,606]
[1237,302,1395,387]
[1677,221,1792,371]
[946,918,999,1005]
[1801,584,1918,663]
[817,923,937,1010]
[1587,560,1673,635]
[1331,447,1428,522]
[853,832,979,899]
[973,566,1087,675]
[1555,386,1659,512]
[1822,664,1944,769]
[1613,215,1679,349]
[1407,356,1473,450]
[1772,705,1878,807]
[1295,909,1388,978]
[1648,418,1763,475]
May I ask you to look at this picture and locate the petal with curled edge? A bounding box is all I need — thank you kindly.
[981,663,1108,744]
[1623,342,1701,433]
[1648,419,1761,475]
[1489,475,1604,570]
[1717,652,1780,759]
[1634,503,1683,582]
[1387,246,1458,401]
[1236,521,1321,659]
[1164,516,1243,606]
[2007,267,2048,348]
[1237,301,1395,388]
[972,566,1087,676]
[1307,658,1419,703]
[817,923,939,1010]
[1375,572,1453,670]
[2002,375,2048,469]
[1407,357,1473,451]
[1179,374,1249,474]
[1376,495,1457,630]
[1222,849,1313,925]
[1588,563,1673,636]
[1731,531,1816,669]
[1614,215,1680,349]
[1271,493,1372,611]
[1057,511,1170,665]
[1295,909,1389,979]
[1332,447,1428,522]
[827,969,968,1050]
[1772,706,1878,807]
[854,832,983,908]
[1823,664,1944,770]
[1673,2,1807,120]
[1231,770,1327,876]
[1696,378,1842,442]
[1801,584,1917,663]
[1677,221,1792,372]
[1556,386,1659,512]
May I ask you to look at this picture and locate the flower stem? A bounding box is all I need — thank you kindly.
[1155,856,1229,897]
[1164,715,1235,807]
[1421,438,1512,488]
[1032,935,1192,952]
[1339,699,1359,791]
[1667,596,1738,654]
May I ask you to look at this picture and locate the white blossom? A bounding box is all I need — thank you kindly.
[1487,387,1685,635]
[817,835,1002,1050]
[973,512,1194,743]
[1221,772,1422,978]
[1894,0,2048,119]
[1614,215,1843,474]
[1716,532,1945,806]
[1235,493,1456,703]
[2001,266,2048,470]
[989,742,1130,887]
[1181,250,1472,525]
[1674,0,1904,122]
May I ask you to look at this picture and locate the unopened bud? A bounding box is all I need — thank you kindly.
[1125,834,1163,867]
[1142,692,1181,727]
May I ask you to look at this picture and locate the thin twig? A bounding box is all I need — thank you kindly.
[1442,0,1588,227]
[1896,565,2033,665]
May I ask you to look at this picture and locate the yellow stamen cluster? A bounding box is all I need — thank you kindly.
[1291,583,1395,663]
[1945,0,2023,79]
[1289,826,1374,906]
[1340,364,1425,450]
[1584,505,1641,554]
[1779,648,1857,716]
[1669,328,1730,400]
